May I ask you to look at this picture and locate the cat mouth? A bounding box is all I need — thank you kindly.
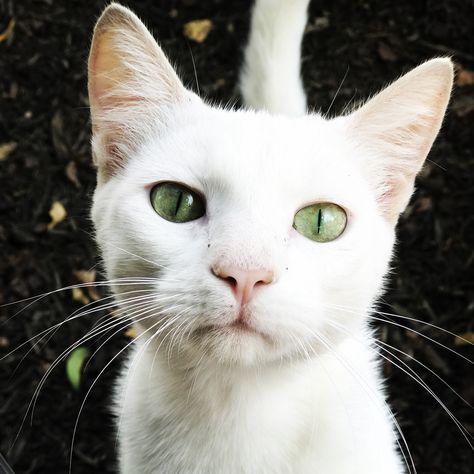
[203,317,273,343]
[193,307,273,343]
[224,307,263,335]
[200,320,260,335]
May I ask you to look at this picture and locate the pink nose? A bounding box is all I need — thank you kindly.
[212,265,274,305]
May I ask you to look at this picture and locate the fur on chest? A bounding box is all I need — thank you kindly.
[114,342,400,474]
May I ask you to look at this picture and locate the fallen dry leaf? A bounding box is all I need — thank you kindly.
[9,82,18,99]
[377,42,398,62]
[72,287,90,305]
[456,67,474,87]
[211,78,226,91]
[65,161,81,187]
[47,201,67,230]
[305,16,330,33]
[74,270,96,284]
[40,361,52,373]
[451,94,474,118]
[0,142,17,161]
[414,196,433,214]
[74,270,101,301]
[0,18,15,43]
[454,332,474,347]
[183,19,213,43]
[87,287,101,301]
[125,327,137,339]
[0,336,10,349]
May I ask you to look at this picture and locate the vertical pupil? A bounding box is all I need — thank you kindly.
[174,191,183,215]
[316,208,323,234]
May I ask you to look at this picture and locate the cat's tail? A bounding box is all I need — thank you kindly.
[240,0,310,116]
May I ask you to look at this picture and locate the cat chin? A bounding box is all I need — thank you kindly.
[182,335,338,368]
[187,324,280,367]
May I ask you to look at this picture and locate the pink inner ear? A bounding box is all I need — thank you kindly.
[377,174,414,223]
[89,33,145,110]
[88,32,117,108]
[88,43,101,105]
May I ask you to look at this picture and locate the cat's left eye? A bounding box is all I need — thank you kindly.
[150,182,205,223]
[293,202,347,242]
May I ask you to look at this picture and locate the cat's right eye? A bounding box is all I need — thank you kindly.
[150,182,205,223]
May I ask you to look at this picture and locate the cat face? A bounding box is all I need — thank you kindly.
[88,5,452,366]
[92,104,393,365]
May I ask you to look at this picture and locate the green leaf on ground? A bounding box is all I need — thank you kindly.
[66,347,90,390]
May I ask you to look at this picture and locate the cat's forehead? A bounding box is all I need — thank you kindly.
[195,107,343,170]
[131,104,368,208]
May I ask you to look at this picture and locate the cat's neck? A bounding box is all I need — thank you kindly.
[119,332,396,474]
[129,343,314,423]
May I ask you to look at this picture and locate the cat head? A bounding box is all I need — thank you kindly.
[88,4,453,367]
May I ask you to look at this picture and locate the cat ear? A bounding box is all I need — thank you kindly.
[345,58,453,223]
[88,3,191,177]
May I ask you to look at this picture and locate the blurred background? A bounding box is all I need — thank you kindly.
[0,0,473,472]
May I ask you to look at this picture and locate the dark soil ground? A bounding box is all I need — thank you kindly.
[0,0,473,473]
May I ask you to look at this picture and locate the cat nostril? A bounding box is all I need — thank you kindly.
[211,264,274,304]
[212,265,273,287]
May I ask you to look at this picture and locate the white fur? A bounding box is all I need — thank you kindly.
[88,2,453,473]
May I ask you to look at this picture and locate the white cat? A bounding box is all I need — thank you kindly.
[87,1,453,473]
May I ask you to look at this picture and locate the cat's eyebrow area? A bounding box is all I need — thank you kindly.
[198,174,232,199]
[143,177,202,193]
[136,158,204,192]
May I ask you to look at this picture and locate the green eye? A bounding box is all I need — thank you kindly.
[150,182,205,223]
[293,203,347,242]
